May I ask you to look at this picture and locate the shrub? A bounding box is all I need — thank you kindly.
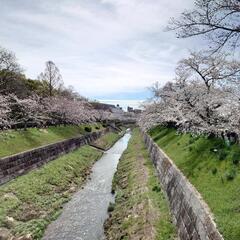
[189,146,193,152]
[215,141,225,149]
[107,202,115,212]
[84,126,92,132]
[102,123,107,128]
[225,169,237,181]
[152,185,161,192]
[218,150,228,161]
[232,159,239,165]
[211,168,217,175]
[188,138,195,144]
[232,153,240,165]
[95,126,100,130]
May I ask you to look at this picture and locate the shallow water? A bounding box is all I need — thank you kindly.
[43,131,131,240]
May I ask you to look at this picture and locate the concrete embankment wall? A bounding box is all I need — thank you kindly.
[143,132,223,240]
[0,129,109,185]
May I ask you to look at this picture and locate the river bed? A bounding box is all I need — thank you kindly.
[43,131,131,240]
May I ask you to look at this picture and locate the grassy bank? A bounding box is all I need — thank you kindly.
[0,123,104,158]
[149,126,240,240]
[92,131,123,150]
[104,129,176,240]
[0,145,102,239]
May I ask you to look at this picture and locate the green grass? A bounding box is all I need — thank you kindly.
[105,128,176,240]
[146,153,177,240]
[0,123,104,158]
[149,125,240,240]
[93,131,122,150]
[0,145,102,239]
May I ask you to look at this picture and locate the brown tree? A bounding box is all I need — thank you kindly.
[0,46,25,96]
[38,61,63,96]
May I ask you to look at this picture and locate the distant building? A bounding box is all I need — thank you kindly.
[91,102,116,111]
[91,101,124,113]
[127,106,142,114]
[133,109,142,114]
[127,106,133,112]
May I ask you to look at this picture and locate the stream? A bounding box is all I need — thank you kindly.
[43,130,131,240]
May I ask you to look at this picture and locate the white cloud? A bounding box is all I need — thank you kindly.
[0,0,194,100]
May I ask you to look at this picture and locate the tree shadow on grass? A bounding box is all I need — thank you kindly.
[177,138,226,178]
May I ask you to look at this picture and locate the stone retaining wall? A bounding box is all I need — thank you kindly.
[143,132,224,240]
[0,129,109,185]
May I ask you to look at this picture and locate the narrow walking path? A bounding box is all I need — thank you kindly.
[43,132,131,240]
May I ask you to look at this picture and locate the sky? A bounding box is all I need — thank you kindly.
[0,0,196,109]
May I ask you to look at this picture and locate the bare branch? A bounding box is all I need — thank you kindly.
[168,0,240,52]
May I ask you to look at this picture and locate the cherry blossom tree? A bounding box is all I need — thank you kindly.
[0,94,10,129]
[169,0,240,52]
[8,95,45,130]
[160,0,240,138]
[140,77,240,139]
[0,87,135,131]
[176,51,240,92]
[43,97,96,125]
